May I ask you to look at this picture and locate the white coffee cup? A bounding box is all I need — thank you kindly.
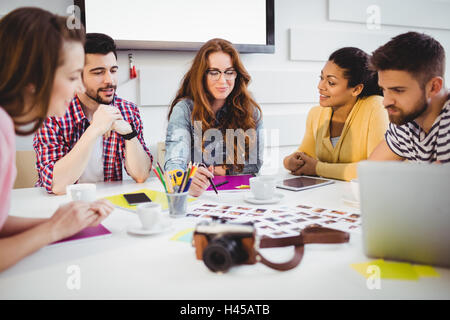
[66,183,96,202]
[137,202,162,230]
[249,176,276,200]
[350,179,360,202]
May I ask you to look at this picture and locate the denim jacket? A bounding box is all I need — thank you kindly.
[164,99,264,174]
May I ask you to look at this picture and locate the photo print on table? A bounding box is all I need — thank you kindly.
[186,201,362,239]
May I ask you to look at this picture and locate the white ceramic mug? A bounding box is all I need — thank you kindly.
[66,183,96,202]
[137,202,162,230]
[249,176,276,200]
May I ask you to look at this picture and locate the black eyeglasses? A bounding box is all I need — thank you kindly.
[206,69,238,81]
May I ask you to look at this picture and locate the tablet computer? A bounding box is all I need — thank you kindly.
[276,176,334,191]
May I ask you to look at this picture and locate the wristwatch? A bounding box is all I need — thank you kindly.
[120,124,138,140]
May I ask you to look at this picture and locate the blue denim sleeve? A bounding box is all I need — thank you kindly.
[240,110,264,174]
[164,100,193,172]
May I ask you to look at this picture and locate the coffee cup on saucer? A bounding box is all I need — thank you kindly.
[246,176,284,205]
[128,202,172,236]
[136,202,162,230]
[66,183,96,202]
[249,176,276,200]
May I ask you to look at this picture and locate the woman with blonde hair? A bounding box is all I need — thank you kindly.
[0,7,113,272]
[165,38,264,196]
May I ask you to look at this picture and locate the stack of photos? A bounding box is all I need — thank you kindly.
[186,202,361,239]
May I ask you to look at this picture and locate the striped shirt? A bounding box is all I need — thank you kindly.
[385,97,450,163]
[33,95,153,193]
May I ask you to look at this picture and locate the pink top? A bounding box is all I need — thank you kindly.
[0,107,16,230]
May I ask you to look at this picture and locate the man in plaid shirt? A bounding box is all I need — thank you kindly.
[34,33,153,194]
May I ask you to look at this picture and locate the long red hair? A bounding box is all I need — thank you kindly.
[168,38,262,172]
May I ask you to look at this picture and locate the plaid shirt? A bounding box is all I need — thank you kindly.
[33,95,152,193]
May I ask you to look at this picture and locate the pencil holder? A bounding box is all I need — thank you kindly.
[166,192,189,218]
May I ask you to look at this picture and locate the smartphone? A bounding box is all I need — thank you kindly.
[123,192,152,206]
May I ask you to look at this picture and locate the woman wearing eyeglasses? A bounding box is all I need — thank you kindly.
[165,38,264,197]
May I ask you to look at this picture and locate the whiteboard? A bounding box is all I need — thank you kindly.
[77,0,274,53]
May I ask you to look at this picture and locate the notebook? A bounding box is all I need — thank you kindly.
[49,224,112,246]
[206,174,254,191]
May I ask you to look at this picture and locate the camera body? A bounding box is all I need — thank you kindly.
[193,220,258,273]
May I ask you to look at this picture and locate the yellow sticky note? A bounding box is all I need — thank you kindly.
[351,259,420,281]
[350,259,384,278]
[104,188,196,211]
[374,260,419,281]
[413,265,440,278]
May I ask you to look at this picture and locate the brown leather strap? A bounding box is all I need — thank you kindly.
[302,226,350,244]
[256,226,349,271]
[257,245,305,271]
[259,234,304,248]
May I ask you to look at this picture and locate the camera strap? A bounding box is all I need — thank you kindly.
[255,226,350,271]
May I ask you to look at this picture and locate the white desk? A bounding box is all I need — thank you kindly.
[1,173,449,300]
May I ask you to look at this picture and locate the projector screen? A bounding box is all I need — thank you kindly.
[75,0,274,53]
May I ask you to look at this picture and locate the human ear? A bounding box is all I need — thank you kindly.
[351,84,364,97]
[426,76,443,98]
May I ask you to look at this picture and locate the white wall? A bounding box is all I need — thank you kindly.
[4,0,450,173]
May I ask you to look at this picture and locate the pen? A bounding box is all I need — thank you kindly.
[215,180,229,188]
[199,163,218,194]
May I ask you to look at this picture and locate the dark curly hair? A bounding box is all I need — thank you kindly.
[329,47,382,97]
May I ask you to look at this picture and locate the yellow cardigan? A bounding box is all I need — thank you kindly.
[297,95,388,181]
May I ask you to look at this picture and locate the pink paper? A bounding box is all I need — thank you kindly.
[207,174,254,191]
[51,224,111,245]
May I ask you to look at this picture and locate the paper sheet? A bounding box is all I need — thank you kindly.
[104,188,196,211]
[351,259,440,281]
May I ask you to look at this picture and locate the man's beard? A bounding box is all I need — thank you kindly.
[85,85,117,104]
[386,94,428,126]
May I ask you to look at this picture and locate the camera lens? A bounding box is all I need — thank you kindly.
[202,236,248,273]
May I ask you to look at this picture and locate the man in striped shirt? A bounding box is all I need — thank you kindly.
[34,33,153,194]
[369,32,450,163]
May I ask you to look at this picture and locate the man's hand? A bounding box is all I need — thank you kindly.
[90,105,123,137]
[111,119,133,135]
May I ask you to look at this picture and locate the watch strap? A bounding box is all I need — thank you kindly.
[121,124,138,140]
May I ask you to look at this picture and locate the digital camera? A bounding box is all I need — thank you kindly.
[192,220,258,273]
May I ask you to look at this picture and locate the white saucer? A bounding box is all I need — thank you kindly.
[244,193,285,205]
[342,195,360,208]
[127,221,173,236]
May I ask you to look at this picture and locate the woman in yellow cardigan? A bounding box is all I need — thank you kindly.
[283,47,388,181]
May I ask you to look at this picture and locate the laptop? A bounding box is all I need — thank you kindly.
[358,161,450,268]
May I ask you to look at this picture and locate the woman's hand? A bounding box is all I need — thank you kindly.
[45,200,114,242]
[291,152,318,176]
[283,152,305,172]
[86,199,114,227]
[213,166,227,176]
[188,165,214,197]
